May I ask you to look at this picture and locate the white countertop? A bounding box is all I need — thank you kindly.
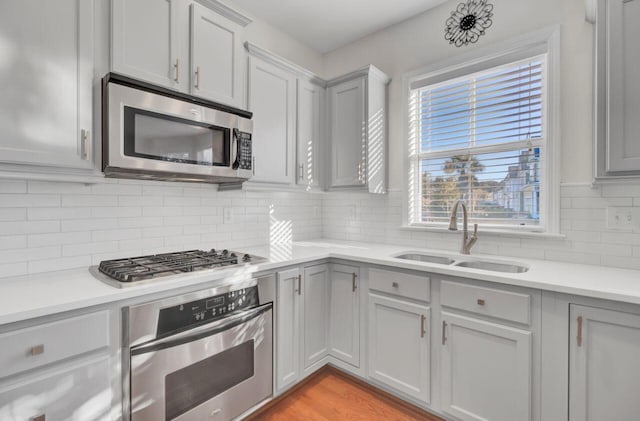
[2,239,640,325]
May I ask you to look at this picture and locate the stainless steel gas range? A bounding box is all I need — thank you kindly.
[93,249,274,421]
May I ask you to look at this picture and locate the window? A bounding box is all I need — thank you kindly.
[408,51,550,231]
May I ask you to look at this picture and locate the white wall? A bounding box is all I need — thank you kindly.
[320,0,640,270]
[223,0,325,76]
[323,0,593,187]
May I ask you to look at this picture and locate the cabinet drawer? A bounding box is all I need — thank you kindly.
[369,268,430,302]
[441,281,531,325]
[0,357,110,420]
[0,311,109,378]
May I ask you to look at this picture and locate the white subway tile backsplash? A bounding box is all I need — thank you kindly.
[0,235,27,250]
[0,180,27,194]
[0,208,26,221]
[28,207,92,220]
[0,194,60,208]
[321,185,640,271]
[28,232,91,247]
[0,220,60,235]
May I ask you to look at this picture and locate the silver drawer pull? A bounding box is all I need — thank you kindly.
[477,299,485,306]
[392,282,399,288]
[29,344,44,356]
[30,415,45,421]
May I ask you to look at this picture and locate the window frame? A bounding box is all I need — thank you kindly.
[402,27,560,235]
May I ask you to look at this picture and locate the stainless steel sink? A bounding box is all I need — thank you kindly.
[454,260,529,273]
[394,253,455,265]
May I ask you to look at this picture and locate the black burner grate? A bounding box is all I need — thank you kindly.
[98,249,240,282]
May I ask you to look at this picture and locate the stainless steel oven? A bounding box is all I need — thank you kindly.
[123,277,274,420]
[103,73,254,185]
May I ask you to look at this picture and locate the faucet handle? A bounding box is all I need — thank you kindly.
[472,223,478,237]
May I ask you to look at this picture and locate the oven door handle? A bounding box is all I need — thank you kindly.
[131,303,272,356]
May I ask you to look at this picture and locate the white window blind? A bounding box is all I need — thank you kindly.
[409,55,546,228]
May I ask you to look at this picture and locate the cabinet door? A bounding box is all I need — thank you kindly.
[0,0,93,169]
[297,79,322,188]
[190,2,244,107]
[368,294,430,404]
[329,78,366,187]
[329,264,360,367]
[0,357,110,421]
[302,264,330,370]
[569,304,640,421]
[604,0,640,173]
[441,312,532,421]
[275,268,301,393]
[248,57,296,184]
[112,0,184,91]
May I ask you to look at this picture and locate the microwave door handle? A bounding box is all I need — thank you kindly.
[131,303,272,355]
[232,128,241,170]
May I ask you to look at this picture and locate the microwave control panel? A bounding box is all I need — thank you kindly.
[238,132,252,171]
[156,285,259,337]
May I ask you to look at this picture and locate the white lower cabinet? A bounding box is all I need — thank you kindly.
[0,357,111,421]
[302,264,330,372]
[368,293,430,404]
[441,312,532,421]
[329,264,360,367]
[275,267,301,393]
[569,304,640,421]
[276,264,330,394]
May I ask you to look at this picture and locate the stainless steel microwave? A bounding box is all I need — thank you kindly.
[102,73,253,185]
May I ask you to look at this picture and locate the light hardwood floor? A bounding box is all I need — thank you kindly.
[247,367,444,421]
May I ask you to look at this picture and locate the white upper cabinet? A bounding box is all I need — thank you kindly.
[329,78,366,188]
[0,0,94,170]
[297,79,323,188]
[112,0,249,108]
[569,304,640,421]
[112,0,185,91]
[247,56,296,185]
[328,65,390,193]
[593,0,640,178]
[190,2,244,107]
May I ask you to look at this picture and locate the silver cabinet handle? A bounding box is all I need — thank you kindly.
[442,321,447,345]
[477,298,485,306]
[252,157,255,176]
[80,129,90,160]
[297,274,302,296]
[352,272,357,292]
[30,415,45,421]
[298,164,304,180]
[174,59,180,82]
[392,281,399,288]
[577,315,583,347]
[30,344,44,356]
[420,314,426,338]
[194,66,201,89]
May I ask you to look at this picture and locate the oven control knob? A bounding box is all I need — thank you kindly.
[230,253,237,258]
[222,249,229,255]
[243,254,251,262]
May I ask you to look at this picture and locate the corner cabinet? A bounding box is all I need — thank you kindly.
[0,0,94,170]
[275,264,330,394]
[247,56,297,185]
[329,264,361,367]
[245,43,326,189]
[328,65,390,193]
[592,0,640,179]
[569,304,640,421]
[112,0,249,108]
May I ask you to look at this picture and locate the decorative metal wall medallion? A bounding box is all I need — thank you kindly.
[445,0,494,47]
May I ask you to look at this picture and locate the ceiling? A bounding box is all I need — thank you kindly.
[225,0,449,53]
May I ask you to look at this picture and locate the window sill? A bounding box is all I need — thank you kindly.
[400,224,566,240]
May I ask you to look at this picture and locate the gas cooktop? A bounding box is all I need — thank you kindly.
[91,249,267,288]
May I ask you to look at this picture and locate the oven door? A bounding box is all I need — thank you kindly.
[130,304,272,421]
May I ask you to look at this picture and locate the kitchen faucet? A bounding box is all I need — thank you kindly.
[448,200,478,255]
